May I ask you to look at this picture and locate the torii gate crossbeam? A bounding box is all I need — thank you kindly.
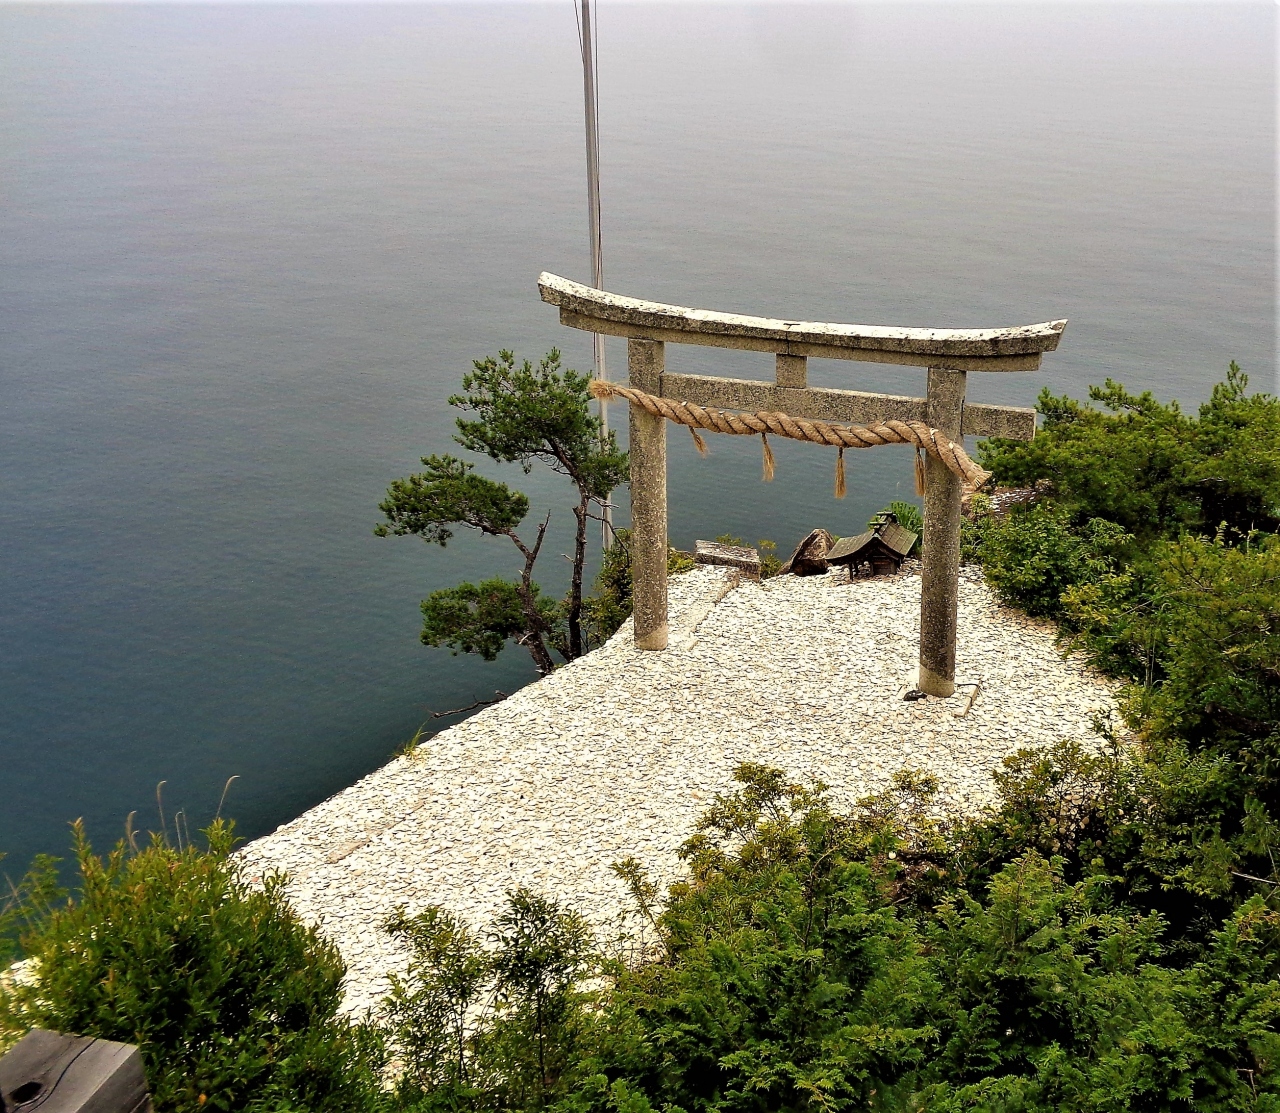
[539,273,1066,697]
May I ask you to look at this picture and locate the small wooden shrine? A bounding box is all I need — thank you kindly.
[826,516,918,577]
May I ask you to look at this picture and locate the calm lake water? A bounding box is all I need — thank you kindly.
[1,2,1274,873]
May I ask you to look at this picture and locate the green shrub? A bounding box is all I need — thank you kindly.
[382,906,489,1108]
[917,855,1280,1111]
[978,363,1280,541]
[978,504,1130,618]
[1128,535,1280,746]
[486,889,595,1110]
[563,764,1280,1112]
[958,366,1280,948]
[581,765,940,1113]
[757,539,784,578]
[667,545,696,575]
[961,370,1280,940]
[713,534,784,578]
[1,821,385,1113]
[1064,535,1280,918]
[383,889,594,1113]
[0,852,63,972]
[583,534,634,647]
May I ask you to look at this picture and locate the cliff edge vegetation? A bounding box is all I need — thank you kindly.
[4,364,1280,1112]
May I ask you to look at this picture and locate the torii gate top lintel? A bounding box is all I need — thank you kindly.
[538,272,1066,373]
[538,271,1068,700]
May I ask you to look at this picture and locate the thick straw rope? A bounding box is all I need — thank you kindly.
[590,379,992,490]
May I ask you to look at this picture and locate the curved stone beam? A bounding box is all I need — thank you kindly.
[539,272,1067,372]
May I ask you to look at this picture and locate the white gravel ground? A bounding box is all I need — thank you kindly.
[239,564,1119,1015]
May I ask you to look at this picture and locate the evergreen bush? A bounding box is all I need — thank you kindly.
[382,889,595,1113]
[976,505,1130,618]
[0,821,386,1113]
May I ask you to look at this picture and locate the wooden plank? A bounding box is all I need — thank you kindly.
[659,373,1035,441]
[542,272,1067,368]
[0,1029,152,1113]
[561,308,1046,373]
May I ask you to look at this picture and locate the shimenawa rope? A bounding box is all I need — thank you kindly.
[590,379,991,495]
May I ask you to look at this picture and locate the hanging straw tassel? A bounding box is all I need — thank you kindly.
[834,446,847,499]
[914,447,927,497]
[688,425,708,456]
[761,433,776,482]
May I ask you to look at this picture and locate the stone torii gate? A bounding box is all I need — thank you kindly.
[539,273,1066,697]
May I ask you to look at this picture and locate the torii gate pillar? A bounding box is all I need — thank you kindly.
[918,368,966,697]
[628,338,669,650]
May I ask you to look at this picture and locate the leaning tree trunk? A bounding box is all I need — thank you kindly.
[506,518,557,675]
[566,493,590,659]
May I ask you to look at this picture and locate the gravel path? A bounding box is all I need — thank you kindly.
[240,565,1118,1015]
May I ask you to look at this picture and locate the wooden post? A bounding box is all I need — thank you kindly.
[629,339,668,650]
[918,367,967,697]
[0,1029,152,1113]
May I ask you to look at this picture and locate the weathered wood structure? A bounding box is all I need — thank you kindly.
[827,519,918,578]
[539,273,1065,696]
[0,1029,151,1113]
[781,528,835,576]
